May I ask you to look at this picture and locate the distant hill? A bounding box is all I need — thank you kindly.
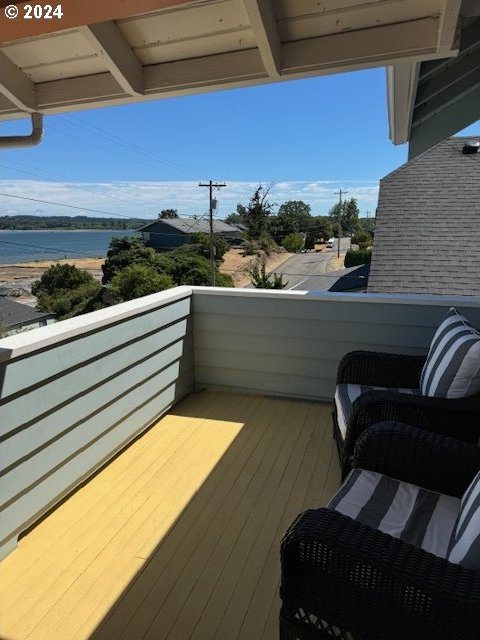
[0,215,154,231]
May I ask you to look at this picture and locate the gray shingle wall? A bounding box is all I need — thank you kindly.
[368,137,480,296]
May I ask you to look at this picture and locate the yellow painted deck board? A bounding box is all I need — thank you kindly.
[0,391,338,640]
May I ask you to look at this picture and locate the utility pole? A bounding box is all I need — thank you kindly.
[334,189,347,258]
[199,180,226,286]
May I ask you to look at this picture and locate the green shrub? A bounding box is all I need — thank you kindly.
[241,240,261,256]
[101,236,164,284]
[351,229,372,249]
[250,262,287,289]
[257,232,277,256]
[110,264,174,301]
[215,272,235,287]
[282,233,304,253]
[32,263,95,296]
[344,248,372,267]
[190,233,230,261]
[36,281,102,319]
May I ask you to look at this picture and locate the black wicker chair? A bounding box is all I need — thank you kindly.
[280,423,480,640]
[334,350,480,477]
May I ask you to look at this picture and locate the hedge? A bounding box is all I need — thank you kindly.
[344,248,372,267]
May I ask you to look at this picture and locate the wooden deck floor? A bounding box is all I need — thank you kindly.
[0,391,339,640]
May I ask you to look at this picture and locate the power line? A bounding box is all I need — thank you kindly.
[60,114,204,181]
[47,125,181,178]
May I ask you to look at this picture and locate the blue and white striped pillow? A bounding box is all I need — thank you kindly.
[448,471,480,570]
[420,308,480,398]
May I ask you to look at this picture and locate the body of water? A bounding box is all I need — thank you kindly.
[0,230,137,264]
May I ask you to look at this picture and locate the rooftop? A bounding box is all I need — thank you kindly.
[139,217,240,234]
[368,136,480,297]
[0,297,54,328]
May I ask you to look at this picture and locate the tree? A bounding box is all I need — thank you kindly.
[101,236,167,284]
[191,232,229,262]
[36,281,102,319]
[110,264,174,301]
[32,263,94,297]
[311,216,333,242]
[250,261,287,289]
[304,232,315,250]
[32,264,102,320]
[171,255,211,285]
[351,229,372,249]
[159,209,179,219]
[225,212,244,226]
[357,216,375,237]
[328,197,360,235]
[242,185,274,238]
[282,233,305,253]
[276,201,312,235]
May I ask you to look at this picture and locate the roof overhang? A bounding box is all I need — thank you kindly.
[0,0,468,123]
[388,2,480,158]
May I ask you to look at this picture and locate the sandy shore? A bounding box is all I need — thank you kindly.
[0,258,105,304]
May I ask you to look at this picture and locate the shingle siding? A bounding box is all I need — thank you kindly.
[0,298,55,329]
[368,137,480,296]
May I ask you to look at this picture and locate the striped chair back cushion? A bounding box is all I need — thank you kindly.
[328,469,460,558]
[448,471,480,570]
[420,307,480,398]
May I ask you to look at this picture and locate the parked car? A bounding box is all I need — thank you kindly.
[326,238,335,248]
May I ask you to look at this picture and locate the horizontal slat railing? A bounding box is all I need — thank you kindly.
[192,288,480,400]
[2,285,480,560]
[0,287,194,560]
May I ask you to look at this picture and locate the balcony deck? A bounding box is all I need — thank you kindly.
[0,390,338,640]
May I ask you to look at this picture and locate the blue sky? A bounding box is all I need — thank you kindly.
[1,67,479,220]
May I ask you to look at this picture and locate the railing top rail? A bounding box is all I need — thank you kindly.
[191,287,480,308]
[2,285,479,363]
[0,286,192,363]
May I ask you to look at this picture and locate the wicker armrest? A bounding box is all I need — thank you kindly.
[343,390,480,470]
[353,422,480,497]
[336,350,426,387]
[281,509,480,640]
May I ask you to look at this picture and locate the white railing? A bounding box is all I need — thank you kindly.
[1,285,479,559]
[0,287,194,559]
[192,287,480,400]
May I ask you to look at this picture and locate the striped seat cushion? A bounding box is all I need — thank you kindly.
[334,383,420,441]
[448,471,480,570]
[420,307,480,398]
[328,469,460,558]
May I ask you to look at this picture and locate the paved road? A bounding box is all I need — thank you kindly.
[274,238,351,290]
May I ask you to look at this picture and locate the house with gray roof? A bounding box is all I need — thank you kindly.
[368,136,480,296]
[138,217,242,251]
[0,298,55,336]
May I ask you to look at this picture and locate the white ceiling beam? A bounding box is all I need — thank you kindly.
[35,50,267,111]
[80,22,145,96]
[243,0,281,77]
[437,0,462,55]
[282,17,443,75]
[0,51,36,112]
